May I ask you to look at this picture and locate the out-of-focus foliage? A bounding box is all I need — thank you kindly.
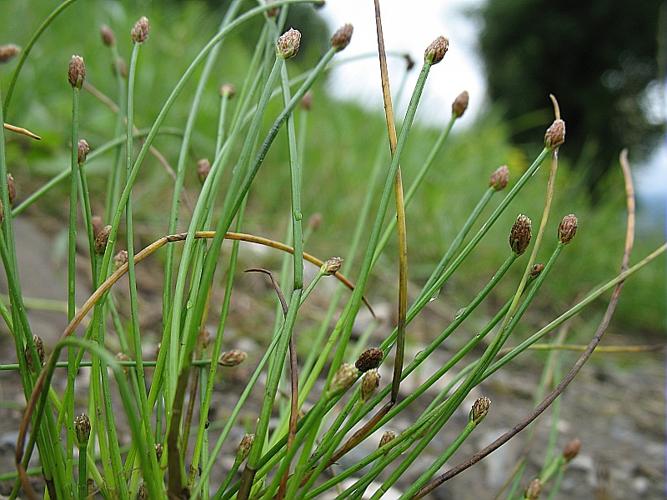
[0,0,663,337]
[477,0,665,194]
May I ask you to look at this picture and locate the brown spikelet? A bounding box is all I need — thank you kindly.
[77,139,90,164]
[276,28,301,59]
[331,363,359,392]
[331,24,353,51]
[525,478,542,499]
[100,25,116,47]
[237,434,254,462]
[7,174,16,206]
[25,335,44,372]
[219,83,236,98]
[424,36,449,64]
[452,90,469,118]
[307,213,322,231]
[509,214,532,255]
[379,430,396,448]
[68,55,85,89]
[219,349,247,367]
[530,263,545,279]
[322,257,343,275]
[544,119,565,149]
[114,250,129,269]
[361,369,380,402]
[74,414,91,446]
[558,214,578,244]
[488,165,509,191]
[300,91,313,111]
[471,396,491,422]
[355,347,383,372]
[0,44,20,63]
[94,225,111,254]
[131,16,150,44]
[197,158,211,183]
[562,437,581,462]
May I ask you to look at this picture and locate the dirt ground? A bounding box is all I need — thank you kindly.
[0,218,664,499]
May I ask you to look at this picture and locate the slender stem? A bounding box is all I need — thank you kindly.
[65,83,80,491]
[77,442,87,500]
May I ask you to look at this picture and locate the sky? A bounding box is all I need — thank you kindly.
[318,1,667,211]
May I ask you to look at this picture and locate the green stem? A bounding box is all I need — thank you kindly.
[77,442,87,500]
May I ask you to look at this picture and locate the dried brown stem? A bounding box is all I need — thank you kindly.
[373,0,408,405]
[415,148,637,498]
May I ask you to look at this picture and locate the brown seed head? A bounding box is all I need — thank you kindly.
[25,335,45,372]
[94,225,112,254]
[220,83,236,98]
[74,413,91,446]
[530,263,545,279]
[114,250,129,269]
[78,139,90,164]
[509,214,532,255]
[489,165,509,191]
[197,158,211,183]
[525,478,542,499]
[322,256,343,275]
[403,53,416,71]
[361,369,380,402]
[331,24,353,51]
[276,28,301,59]
[355,347,383,372]
[379,430,396,448]
[308,212,322,231]
[544,119,565,149]
[219,349,247,367]
[331,363,359,393]
[155,442,164,461]
[300,91,313,111]
[562,437,581,462]
[558,214,578,244]
[100,25,116,47]
[131,16,150,44]
[7,174,16,206]
[237,433,254,462]
[0,44,20,63]
[452,90,469,118]
[68,55,86,89]
[137,483,148,500]
[471,396,491,422]
[424,36,449,64]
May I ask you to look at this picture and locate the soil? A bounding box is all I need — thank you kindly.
[0,218,663,499]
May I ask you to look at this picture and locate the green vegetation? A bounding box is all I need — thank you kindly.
[0,1,664,499]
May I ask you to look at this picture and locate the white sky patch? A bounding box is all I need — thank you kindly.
[320,0,485,126]
[319,1,666,204]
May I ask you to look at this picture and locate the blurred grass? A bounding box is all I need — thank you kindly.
[1,0,664,343]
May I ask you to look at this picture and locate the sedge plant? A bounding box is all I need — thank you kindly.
[0,2,664,499]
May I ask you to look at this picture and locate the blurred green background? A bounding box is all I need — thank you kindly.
[0,0,664,346]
